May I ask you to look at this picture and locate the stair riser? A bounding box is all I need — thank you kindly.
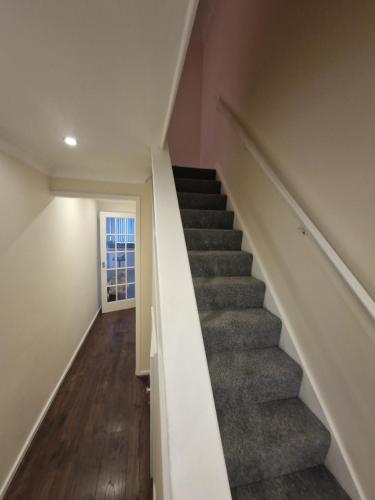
[194,283,265,310]
[200,312,281,353]
[213,379,301,410]
[202,327,280,353]
[209,351,302,410]
[178,192,227,210]
[173,166,216,179]
[185,230,242,251]
[189,253,252,277]
[219,399,331,488]
[180,209,234,229]
[234,466,350,500]
[175,178,221,194]
[226,439,330,489]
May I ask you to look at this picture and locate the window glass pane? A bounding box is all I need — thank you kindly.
[116,252,126,268]
[116,234,125,251]
[127,268,135,283]
[106,217,115,234]
[107,286,116,302]
[126,234,135,250]
[117,269,126,284]
[107,270,116,286]
[116,218,126,235]
[127,218,135,234]
[107,252,116,269]
[106,235,115,251]
[117,285,126,300]
[127,252,135,267]
[127,284,135,299]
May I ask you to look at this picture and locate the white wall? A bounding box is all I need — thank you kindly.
[96,199,136,214]
[50,176,153,374]
[0,152,100,495]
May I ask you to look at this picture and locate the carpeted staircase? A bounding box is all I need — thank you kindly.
[173,165,350,500]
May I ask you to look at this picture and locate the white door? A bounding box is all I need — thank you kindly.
[100,211,136,313]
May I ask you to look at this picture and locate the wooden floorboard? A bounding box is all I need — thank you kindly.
[5,309,152,500]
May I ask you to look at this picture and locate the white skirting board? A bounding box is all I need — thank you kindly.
[0,307,101,499]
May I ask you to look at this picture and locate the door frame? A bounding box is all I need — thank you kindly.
[99,210,137,313]
[49,190,142,376]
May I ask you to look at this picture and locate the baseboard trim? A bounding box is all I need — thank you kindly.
[0,307,101,499]
[136,369,150,377]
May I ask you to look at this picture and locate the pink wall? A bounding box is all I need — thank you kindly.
[200,0,282,166]
[168,40,203,167]
[168,0,281,168]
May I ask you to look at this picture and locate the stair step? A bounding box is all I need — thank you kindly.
[185,229,242,251]
[208,347,302,409]
[234,465,350,500]
[193,276,265,310]
[189,251,252,277]
[219,398,331,487]
[173,165,216,179]
[175,177,221,194]
[200,309,281,353]
[178,192,227,210]
[181,209,234,229]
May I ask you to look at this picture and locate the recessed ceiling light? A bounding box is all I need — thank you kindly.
[63,136,77,147]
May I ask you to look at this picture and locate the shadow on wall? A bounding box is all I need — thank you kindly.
[0,153,53,255]
[0,152,100,494]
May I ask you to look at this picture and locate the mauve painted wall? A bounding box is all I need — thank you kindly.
[168,40,203,167]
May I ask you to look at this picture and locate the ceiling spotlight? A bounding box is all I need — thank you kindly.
[64,136,77,147]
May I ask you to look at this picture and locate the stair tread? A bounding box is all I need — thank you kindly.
[185,228,242,251]
[178,192,227,210]
[173,165,216,179]
[219,398,331,487]
[194,275,263,287]
[200,308,281,352]
[175,177,221,194]
[181,208,232,214]
[180,208,234,229]
[193,276,265,310]
[209,347,302,408]
[189,250,252,276]
[189,250,249,256]
[186,228,240,234]
[234,465,350,500]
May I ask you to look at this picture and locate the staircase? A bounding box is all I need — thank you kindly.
[173,165,350,499]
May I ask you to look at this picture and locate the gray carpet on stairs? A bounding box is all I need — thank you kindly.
[173,165,350,499]
[234,465,350,500]
[185,228,243,250]
[208,347,302,409]
[178,191,227,210]
[189,250,252,277]
[200,309,281,352]
[181,208,234,229]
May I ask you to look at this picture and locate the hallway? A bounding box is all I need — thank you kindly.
[5,310,152,500]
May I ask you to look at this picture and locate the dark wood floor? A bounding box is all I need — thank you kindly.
[5,309,152,500]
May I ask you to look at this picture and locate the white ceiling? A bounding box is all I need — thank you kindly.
[0,0,193,183]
